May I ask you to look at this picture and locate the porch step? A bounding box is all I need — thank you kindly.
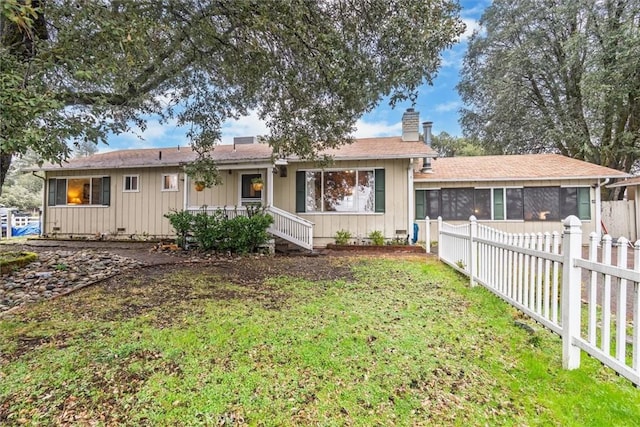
[273,236,315,255]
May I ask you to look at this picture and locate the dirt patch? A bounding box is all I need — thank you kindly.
[13,256,356,327]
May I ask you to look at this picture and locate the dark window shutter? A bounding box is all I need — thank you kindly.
[578,187,590,220]
[102,177,111,206]
[295,171,306,213]
[374,169,385,213]
[48,179,57,206]
[415,190,425,219]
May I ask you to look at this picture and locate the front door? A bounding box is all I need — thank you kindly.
[240,173,263,206]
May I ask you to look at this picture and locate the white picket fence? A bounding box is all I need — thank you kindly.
[432,215,640,386]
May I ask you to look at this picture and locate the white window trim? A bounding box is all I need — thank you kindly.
[161,173,179,192]
[123,174,140,192]
[302,168,377,213]
[239,172,264,205]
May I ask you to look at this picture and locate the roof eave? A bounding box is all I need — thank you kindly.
[414,174,629,183]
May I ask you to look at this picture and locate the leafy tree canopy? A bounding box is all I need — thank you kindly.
[0,0,465,193]
[431,131,486,157]
[458,0,640,175]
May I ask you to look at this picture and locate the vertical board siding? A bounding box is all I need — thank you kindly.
[46,167,185,237]
[46,159,411,244]
[189,173,239,207]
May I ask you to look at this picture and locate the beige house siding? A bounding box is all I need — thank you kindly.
[185,159,411,247]
[45,167,185,238]
[187,167,268,207]
[415,179,598,244]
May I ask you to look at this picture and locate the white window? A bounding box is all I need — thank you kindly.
[123,175,139,192]
[240,173,263,205]
[304,169,375,213]
[162,174,178,191]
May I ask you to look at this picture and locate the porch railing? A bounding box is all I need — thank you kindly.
[186,205,313,251]
[265,206,314,251]
[433,215,640,386]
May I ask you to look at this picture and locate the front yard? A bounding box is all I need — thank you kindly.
[1,255,638,425]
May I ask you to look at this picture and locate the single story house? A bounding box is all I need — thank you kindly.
[415,154,629,244]
[36,108,628,248]
[38,110,435,249]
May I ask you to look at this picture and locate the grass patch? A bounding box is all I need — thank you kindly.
[0,251,37,274]
[0,256,638,425]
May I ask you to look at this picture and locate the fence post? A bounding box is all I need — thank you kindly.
[425,216,431,254]
[437,216,443,261]
[469,215,477,287]
[6,210,12,239]
[561,215,582,370]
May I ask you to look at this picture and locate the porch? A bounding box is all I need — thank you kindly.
[186,205,314,251]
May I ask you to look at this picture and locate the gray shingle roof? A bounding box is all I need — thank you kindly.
[39,137,436,171]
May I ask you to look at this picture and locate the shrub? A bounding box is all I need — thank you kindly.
[334,229,352,245]
[368,230,385,246]
[164,210,194,248]
[192,210,226,251]
[164,208,273,253]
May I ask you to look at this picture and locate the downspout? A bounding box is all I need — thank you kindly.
[408,159,414,242]
[32,171,46,237]
[595,178,609,238]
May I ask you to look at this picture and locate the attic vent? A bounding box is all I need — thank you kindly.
[233,136,257,145]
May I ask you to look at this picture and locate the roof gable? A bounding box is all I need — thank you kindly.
[414,154,628,182]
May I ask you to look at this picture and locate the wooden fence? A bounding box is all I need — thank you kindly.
[431,215,640,386]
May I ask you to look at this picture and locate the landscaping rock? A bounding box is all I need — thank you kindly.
[0,250,144,314]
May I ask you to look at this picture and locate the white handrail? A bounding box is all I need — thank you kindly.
[187,205,314,251]
[266,206,314,251]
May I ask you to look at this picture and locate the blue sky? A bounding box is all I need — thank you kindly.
[107,1,489,151]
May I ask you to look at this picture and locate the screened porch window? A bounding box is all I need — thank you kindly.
[416,186,590,221]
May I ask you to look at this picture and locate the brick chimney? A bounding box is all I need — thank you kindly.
[401,108,420,142]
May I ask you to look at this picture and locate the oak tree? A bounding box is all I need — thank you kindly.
[0,0,465,193]
[458,0,640,178]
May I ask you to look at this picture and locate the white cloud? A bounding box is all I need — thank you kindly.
[440,45,466,69]
[459,18,482,41]
[352,118,402,138]
[220,110,269,144]
[100,117,186,152]
[220,111,403,142]
[434,101,461,113]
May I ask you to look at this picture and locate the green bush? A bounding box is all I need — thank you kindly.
[164,208,273,253]
[368,230,385,246]
[164,210,194,248]
[192,210,227,251]
[0,251,38,274]
[334,229,352,245]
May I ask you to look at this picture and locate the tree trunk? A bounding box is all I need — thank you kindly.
[0,152,12,197]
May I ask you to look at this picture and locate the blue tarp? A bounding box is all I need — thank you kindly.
[11,223,40,236]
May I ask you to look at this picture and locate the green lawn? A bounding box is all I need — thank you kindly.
[0,256,638,426]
